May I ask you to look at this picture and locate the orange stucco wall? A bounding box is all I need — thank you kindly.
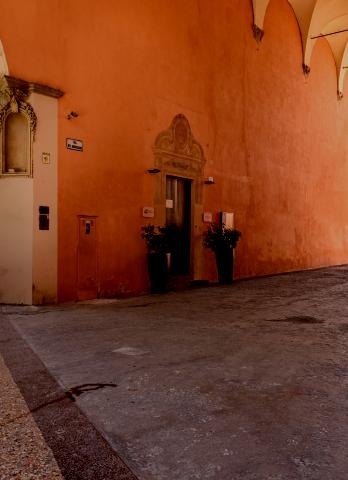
[1,0,348,301]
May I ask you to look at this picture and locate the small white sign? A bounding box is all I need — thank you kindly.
[66,138,83,152]
[166,199,174,209]
[143,207,154,218]
[203,212,213,223]
[222,212,234,228]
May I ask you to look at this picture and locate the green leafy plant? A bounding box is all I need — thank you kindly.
[141,224,172,254]
[203,222,241,252]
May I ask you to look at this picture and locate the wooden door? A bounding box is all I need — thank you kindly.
[77,216,98,300]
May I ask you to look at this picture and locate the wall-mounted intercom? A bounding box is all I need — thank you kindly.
[39,206,49,230]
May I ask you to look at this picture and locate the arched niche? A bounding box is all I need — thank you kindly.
[4,112,29,173]
[0,84,37,176]
[152,114,206,279]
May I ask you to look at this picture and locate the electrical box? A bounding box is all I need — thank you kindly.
[39,206,49,230]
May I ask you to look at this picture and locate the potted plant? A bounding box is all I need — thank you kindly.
[203,222,241,284]
[141,224,171,293]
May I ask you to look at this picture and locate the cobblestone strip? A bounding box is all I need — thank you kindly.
[0,354,63,480]
[0,316,138,480]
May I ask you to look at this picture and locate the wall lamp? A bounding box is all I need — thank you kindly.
[204,176,215,185]
[66,111,79,120]
[146,168,161,174]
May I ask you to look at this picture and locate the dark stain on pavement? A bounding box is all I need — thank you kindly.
[66,382,117,400]
[268,315,323,324]
[1,383,118,428]
[337,323,348,333]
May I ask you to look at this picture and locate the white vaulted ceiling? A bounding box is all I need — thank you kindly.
[252,0,348,96]
[0,40,8,76]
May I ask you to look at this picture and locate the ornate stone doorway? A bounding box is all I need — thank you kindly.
[153,114,206,280]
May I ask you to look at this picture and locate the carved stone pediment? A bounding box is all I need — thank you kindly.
[0,75,38,177]
[153,114,205,172]
[0,75,37,138]
[0,75,64,99]
[152,113,206,212]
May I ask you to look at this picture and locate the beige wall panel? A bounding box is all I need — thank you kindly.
[30,93,58,304]
[0,179,33,304]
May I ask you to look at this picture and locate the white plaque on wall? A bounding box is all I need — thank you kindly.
[143,207,155,218]
[203,212,213,223]
[166,199,174,209]
[66,138,83,152]
[221,212,234,228]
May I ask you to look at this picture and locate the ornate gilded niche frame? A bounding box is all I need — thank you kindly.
[0,76,37,177]
[152,114,206,276]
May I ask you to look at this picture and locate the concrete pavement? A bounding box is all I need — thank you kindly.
[2,266,348,479]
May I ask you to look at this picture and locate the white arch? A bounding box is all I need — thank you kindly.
[0,39,9,76]
[288,0,317,61]
[251,0,317,60]
[304,0,348,67]
[338,41,348,97]
[252,0,270,30]
[252,0,348,95]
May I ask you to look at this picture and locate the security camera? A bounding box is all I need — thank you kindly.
[66,111,79,120]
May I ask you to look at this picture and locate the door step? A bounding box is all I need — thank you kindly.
[168,275,193,290]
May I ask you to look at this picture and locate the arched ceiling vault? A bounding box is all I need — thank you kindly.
[0,40,8,76]
[252,0,348,97]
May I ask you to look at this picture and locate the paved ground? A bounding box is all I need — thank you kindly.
[2,266,348,479]
[0,355,63,480]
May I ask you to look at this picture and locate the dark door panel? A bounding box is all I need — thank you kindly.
[166,176,191,275]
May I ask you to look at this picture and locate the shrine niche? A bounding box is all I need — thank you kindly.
[153,113,205,180]
[0,76,37,176]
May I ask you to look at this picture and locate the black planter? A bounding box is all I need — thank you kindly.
[215,248,234,284]
[147,253,169,293]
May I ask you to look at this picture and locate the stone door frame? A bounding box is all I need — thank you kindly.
[152,114,206,278]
